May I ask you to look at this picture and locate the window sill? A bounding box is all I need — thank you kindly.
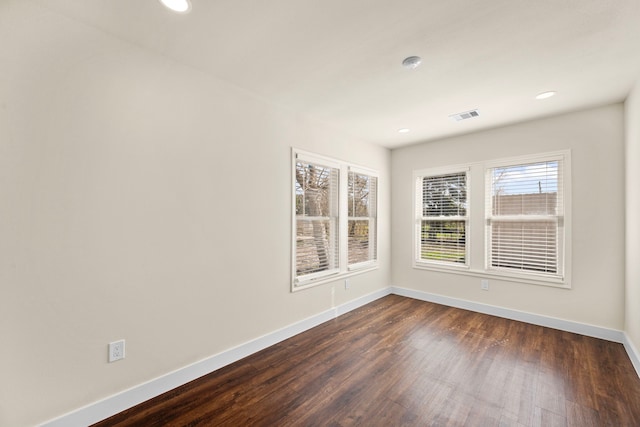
[412,263,570,289]
[293,265,379,292]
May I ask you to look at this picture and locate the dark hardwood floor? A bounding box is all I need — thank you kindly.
[92,295,640,426]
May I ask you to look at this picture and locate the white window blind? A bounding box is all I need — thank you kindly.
[295,157,339,281]
[416,170,468,266]
[348,170,377,268]
[486,158,564,278]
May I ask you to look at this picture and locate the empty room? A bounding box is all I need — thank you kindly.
[2,0,640,426]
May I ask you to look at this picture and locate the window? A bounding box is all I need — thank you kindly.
[414,168,469,268]
[412,151,570,287]
[348,170,377,268]
[486,154,566,280]
[293,149,378,290]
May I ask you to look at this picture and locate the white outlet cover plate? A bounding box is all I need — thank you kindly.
[109,340,125,362]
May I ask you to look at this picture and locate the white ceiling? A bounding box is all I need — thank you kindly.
[24,0,640,148]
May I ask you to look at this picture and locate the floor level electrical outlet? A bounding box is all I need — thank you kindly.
[109,340,125,363]
[481,279,489,291]
[345,279,350,290]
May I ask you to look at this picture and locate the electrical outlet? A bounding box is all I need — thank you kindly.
[109,340,125,363]
[481,279,489,291]
[345,279,350,290]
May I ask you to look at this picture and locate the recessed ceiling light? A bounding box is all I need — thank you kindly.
[159,0,191,13]
[535,91,556,100]
[402,56,422,70]
[398,128,411,133]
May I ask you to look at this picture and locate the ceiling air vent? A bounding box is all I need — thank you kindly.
[449,109,480,122]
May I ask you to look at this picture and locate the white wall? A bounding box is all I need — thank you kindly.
[391,105,625,329]
[0,4,390,426]
[625,81,640,354]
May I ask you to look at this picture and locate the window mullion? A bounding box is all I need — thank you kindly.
[339,164,349,272]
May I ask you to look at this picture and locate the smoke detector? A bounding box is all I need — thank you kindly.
[402,56,422,69]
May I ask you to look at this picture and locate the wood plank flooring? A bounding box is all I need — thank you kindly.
[92,295,640,426]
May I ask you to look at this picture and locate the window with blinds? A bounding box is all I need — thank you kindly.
[415,169,468,267]
[348,170,377,268]
[295,158,339,281]
[486,157,564,278]
[293,149,379,290]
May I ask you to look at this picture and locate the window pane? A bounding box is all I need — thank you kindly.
[493,193,558,216]
[348,172,377,266]
[295,159,339,280]
[296,219,338,276]
[348,219,374,264]
[492,161,558,215]
[295,161,337,217]
[348,172,371,217]
[488,158,563,278]
[491,221,557,273]
[423,173,467,217]
[420,220,466,264]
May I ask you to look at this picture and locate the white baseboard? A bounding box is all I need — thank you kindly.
[391,286,625,343]
[623,333,640,378]
[40,288,391,427]
[40,285,638,427]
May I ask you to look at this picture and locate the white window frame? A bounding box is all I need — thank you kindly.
[484,151,571,286]
[411,151,571,289]
[413,166,470,271]
[292,148,379,291]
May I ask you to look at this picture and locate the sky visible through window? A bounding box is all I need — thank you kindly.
[492,161,558,195]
